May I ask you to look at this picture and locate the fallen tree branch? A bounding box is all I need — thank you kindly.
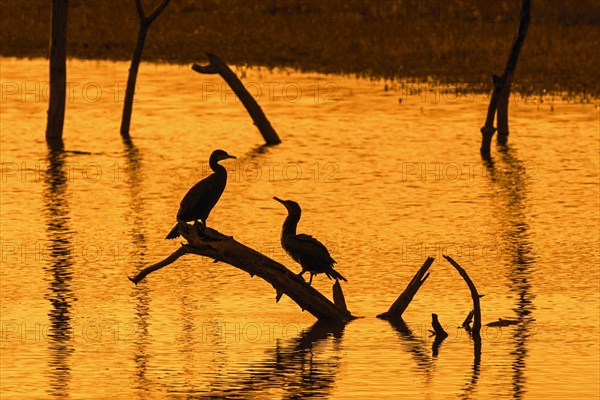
[486,318,518,327]
[192,54,281,145]
[128,222,353,322]
[443,255,482,341]
[377,257,434,320]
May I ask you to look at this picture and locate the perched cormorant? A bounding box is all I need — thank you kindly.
[165,149,236,239]
[273,197,347,285]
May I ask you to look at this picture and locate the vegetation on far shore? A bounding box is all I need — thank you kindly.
[1,0,598,96]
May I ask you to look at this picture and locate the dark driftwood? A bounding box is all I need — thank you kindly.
[443,255,482,341]
[431,313,448,356]
[480,0,531,152]
[128,222,352,321]
[430,313,448,337]
[462,310,475,332]
[486,318,518,327]
[377,257,434,320]
[332,280,349,313]
[46,0,68,142]
[120,0,171,138]
[192,54,282,145]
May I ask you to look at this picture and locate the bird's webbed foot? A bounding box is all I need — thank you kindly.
[193,220,211,238]
[290,273,306,284]
[296,271,310,285]
[193,221,226,242]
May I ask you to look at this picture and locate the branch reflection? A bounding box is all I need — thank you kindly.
[388,318,434,384]
[208,320,346,398]
[482,144,537,399]
[43,143,76,398]
[122,138,153,397]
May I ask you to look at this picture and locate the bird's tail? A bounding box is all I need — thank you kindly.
[329,268,348,282]
[165,224,180,240]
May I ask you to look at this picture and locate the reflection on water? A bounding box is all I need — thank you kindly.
[388,319,434,382]
[1,58,598,399]
[43,143,76,398]
[483,144,536,400]
[132,283,151,397]
[122,138,153,397]
[206,320,345,399]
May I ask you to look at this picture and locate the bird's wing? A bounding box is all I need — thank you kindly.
[177,174,220,219]
[286,233,336,264]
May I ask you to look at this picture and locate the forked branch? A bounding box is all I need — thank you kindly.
[128,222,352,322]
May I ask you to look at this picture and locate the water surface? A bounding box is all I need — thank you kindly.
[1,58,598,399]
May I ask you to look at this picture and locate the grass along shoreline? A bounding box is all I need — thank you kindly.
[1,0,598,96]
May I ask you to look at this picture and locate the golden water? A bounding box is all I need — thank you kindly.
[1,58,599,399]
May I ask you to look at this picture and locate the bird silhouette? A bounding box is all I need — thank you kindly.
[274,197,347,285]
[166,149,236,239]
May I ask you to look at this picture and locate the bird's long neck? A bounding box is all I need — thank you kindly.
[209,159,227,175]
[281,211,300,238]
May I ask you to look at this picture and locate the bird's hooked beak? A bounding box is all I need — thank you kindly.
[273,197,300,214]
[273,197,291,210]
[225,154,236,160]
[273,196,285,205]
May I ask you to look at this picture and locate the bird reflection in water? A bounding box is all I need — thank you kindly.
[43,143,76,398]
[207,320,346,398]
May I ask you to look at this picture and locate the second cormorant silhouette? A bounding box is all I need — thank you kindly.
[166,149,236,239]
[274,197,347,285]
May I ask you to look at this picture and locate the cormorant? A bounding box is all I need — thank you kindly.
[165,149,236,239]
[273,197,347,285]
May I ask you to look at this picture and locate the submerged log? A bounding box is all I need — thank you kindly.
[377,257,434,320]
[430,313,448,357]
[128,222,352,322]
[443,255,482,341]
[430,313,448,338]
[486,318,519,327]
[192,54,281,145]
